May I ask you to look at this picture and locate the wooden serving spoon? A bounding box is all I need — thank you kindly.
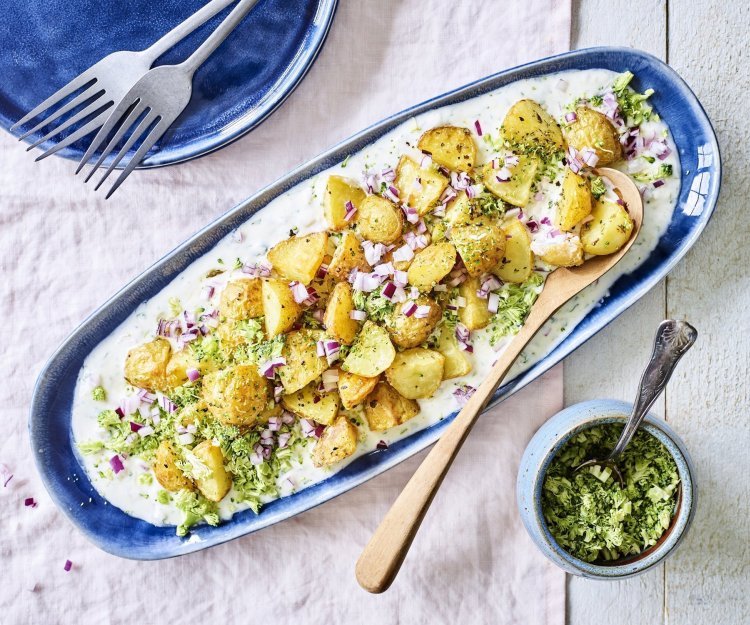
[355,167,643,593]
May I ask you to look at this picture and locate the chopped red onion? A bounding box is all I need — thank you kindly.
[158,394,177,413]
[401,204,419,224]
[526,219,539,233]
[109,455,124,474]
[466,183,483,199]
[540,216,552,226]
[392,244,415,263]
[115,407,125,419]
[137,425,154,438]
[186,368,200,382]
[580,147,600,167]
[415,218,427,234]
[25,497,37,508]
[129,421,143,433]
[63,560,73,572]
[504,154,520,168]
[487,292,500,313]
[316,340,326,357]
[440,186,458,205]
[453,384,476,406]
[495,167,512,182]
[259,356,286,379]
[281,411,295,425]
[413,305,432,319]
[324,341,341,365]
[564,111,578,123]
[277,432,292,449]
[402,301,417,317]
[363,241,387,265]
[300,419,317,437]
[344,201,357,222]
[353,271,383,293]
[242,260,272,278]
[312,308,325,323]
[137,389,156,404]
[201,285,215,301]
[381,167,396,182]
[653,179,665,188]
[455,323,471,343]
[349,309,367,321]
[177,432,194,445]
[420,153,432,169]
[376,440,389,450]
[393,270,408,287]
[249,452,263,466]
[381,281,397,300]
[474,119,483,136]
[290,281,310,304]
[373,261,395,277]
[450,171,472,190]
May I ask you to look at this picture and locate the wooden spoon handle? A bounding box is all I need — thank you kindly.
[355,298,554,593]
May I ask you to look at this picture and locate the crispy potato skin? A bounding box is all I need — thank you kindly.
[219,278,263,321]
[124,338,172,392]
[278,329,327,394]
[436,325,472,379]
[323,282,360,344]
[324,176,366,231]
[417,126,477,172]
[153,441,194,492]
[501,99,565,153]
[563,107,623,166]
[341,321,396,377]
[356,195,404,244]
[536,237,584,267]
[192,440,232,502]
[267,231,328,285]
[493,219,534,284]
[580,198,634,255]
[383,296,442,348]
[482,155,540,208]
[327,230,371,281]
[337,370,380,409]
[385,348,445,399]
[394,156,448,215]
[311,416,359,468]
[281,382,340,425]
[262,278,303,338]
[363,382,420,431]
[556,169,593,231]
[407,241,457,291]
[458,276,492,330]
[202,364,271,427]
[450,218,506,276]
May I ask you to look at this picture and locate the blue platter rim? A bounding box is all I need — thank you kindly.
[0,0,339,169]
[29,46,721,559]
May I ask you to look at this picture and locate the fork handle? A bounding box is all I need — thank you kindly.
[142,0,238,62]
[179,0,261,75]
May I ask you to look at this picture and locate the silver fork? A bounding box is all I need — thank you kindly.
[10,0,236,161]
[80,0,260,199]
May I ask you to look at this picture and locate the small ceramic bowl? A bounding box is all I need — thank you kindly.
[517,399,696,579]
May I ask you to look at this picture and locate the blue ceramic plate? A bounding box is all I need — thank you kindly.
[0,0,337,167]
[30,47,721,559]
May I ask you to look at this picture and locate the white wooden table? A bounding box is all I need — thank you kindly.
[568,1,749,623]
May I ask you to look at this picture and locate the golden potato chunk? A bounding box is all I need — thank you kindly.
[356,195,404,244]
[363,382,420,431]
[450,218,506,276]
[501,99,565,154]
[324,176,366,231]
[444,191,472,227]
[202,364,271,427]
[153,441,194,492]
[385,348,445,399]
[219,278,263,321]
[556,170,593,231]
[323,281,360,344]
[192,440,232,502]
[341,321,395,377]
[493,219,534,283]
[394,156,448,215]
[281,382,339,426]
[535,237,584,267]
[262,278,303,339]
[563,107,622,166]
[267,231,328,285]
[417,125,477,172]
[383,296,442,348]
[311,416,359,468]
[580,198,634,255]
[165,348,201,389]
[458,276,492,330]
[327,230,371,281]
[436,325,472,379]
[124,338,171,392]
[337,371,380,410]
[279,329,328,394]
[482,154,540,208]
[407,241,457,291]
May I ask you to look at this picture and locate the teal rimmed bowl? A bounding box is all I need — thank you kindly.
[516,399,696,579]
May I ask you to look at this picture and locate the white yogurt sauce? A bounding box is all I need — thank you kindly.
[71,69,680,529]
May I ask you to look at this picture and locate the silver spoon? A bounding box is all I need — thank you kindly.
[575,319,697,487]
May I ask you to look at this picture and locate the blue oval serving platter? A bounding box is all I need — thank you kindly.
[30,47,721,559]
[0,0,337,167]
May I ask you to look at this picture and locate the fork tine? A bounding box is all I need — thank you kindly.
[82,102,147,182]
[17,84,104,141]
[76,97,142,174]
[11,73,95,131]
[26,98,112,151]
[94,111,159,191]
[104,118,169,199]
[34,109,113,162]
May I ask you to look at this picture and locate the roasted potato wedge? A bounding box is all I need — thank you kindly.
[556,169,593,231]
[417,125,476,172]
[482,154,540,208]
[580,198,634,255]
[356,195,403,244]
[124,338,171,392]
[341,321,395,377]
[458,276,492,330]
[535,236,584,267]
[323,281,360,344]
[450,218,506,276]
[267,231,328,285]
[192,440,232,502]
[394,156,448,215]
[444,191,472,227]
[219,278,263,321]
[165,348,201,389]
[436,324,472,379]
[363,382,420,431]
[327,230,371,281]
[407,241,457,291]
[324,176,366,231]
[385,348,445,399]
[501,99,565,154]
[493,219,534,283]
[311,416,359,468]
[337,370,380,409]
[383,296,442,348]
[563,107,622,166]
[202,364,271,427]
[282,382,340,426]
[262,278,303,338]
[153,441,194,492]
[279,329,328,394]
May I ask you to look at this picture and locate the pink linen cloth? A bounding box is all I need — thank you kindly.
[0,1,570,623]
